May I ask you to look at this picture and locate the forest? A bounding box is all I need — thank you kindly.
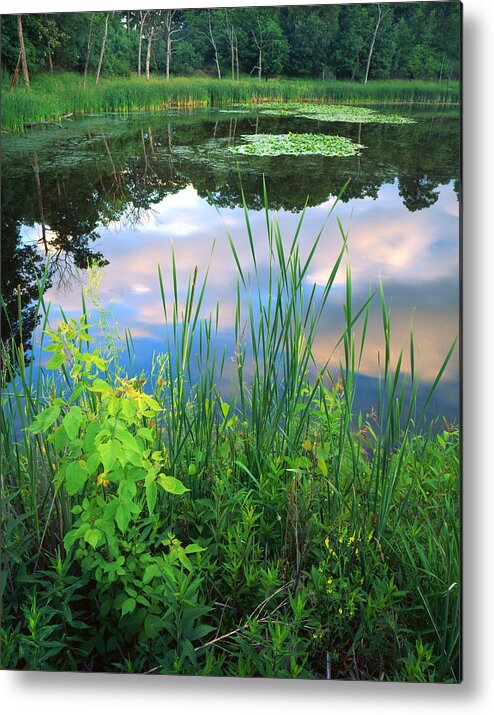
[1,3,461,86]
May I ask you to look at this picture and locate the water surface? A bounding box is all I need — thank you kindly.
[1,104,460,423]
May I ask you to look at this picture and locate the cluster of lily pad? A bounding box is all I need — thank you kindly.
[229,132,364,158]
[240,102,416,125]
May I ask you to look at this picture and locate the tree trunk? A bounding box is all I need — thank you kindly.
[83,13,94,90]
[208,11,221,80]
[9,52,21,92]
[17,15,30,86]
[164,11,179,81]
[225,13,236,81]
[166,34,171,80]
[146,29,155,81]
[252,19,263,83]
[364,5,390,85]
[95,13,110,85]
[47,48,53,72]
[31,152,47,252]
[138,11,150,76]
[235,34,240,80]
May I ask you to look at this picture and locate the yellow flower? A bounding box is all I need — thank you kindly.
[338,608,343,615]
[325,536,330,549]
[327,578,333,584]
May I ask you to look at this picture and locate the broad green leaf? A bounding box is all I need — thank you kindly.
[62,405,83,441]
[115,427,141,455]
[137,427,154,442]
[53,424,70,451]
[146,481,157,515]
[46,352,66,370]
[190,623,215,640]
[63,529,79,552]
[121,597,136,617]
[88,378,113,396]
[29,405,61,434]
[144,613,163,639]
[98,439,119,473]
[115,503,131,533]
[184,543,205,555]
[317,458,328,477]
[158,475,190,495]
[142,395,161,412]
[121,398,137,422]
[118,479,137,501]
[91,354,107,370]
[136,595,151,607]
[65,460,88,496]
[84,528,101,549]
[143,563,161,584]
[86,451,101,476]
[220,401,231,419]
[176,550,193,572]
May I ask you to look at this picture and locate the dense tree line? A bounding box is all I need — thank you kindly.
[1,3,460,85]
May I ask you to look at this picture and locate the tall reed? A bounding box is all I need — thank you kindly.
[0,181,459,679]
[2,72,459,132]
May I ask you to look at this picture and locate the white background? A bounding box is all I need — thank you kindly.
[1,1,492,712]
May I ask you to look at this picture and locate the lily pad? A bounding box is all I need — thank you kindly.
[241,102,415,125]
[229,132,365,157]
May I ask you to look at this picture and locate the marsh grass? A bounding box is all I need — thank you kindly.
[0,182,460,680]
[2,72,459,132]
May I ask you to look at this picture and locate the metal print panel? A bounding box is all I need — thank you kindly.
[0,1,461,682]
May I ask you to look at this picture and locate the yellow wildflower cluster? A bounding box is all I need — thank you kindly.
[97,474,110,488]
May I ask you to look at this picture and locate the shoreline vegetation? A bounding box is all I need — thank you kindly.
[2,72,460,133]
[1,189,460,680]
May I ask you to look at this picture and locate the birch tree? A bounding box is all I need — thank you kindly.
[363,4,392,84]
[200,10,222,80]
[137,10,150,76]
[95,12,110,85]
[17,15,30,86]
[83,14,94,89]
[251,16,263,82]
[145,26,156,80]
[164,10,180,80]
[224,10,238,81]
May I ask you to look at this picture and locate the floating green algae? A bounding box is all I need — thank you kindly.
[229,132,365,157]
[240,102,416,124]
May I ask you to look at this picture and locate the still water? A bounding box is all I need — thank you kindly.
[1,104,460,424]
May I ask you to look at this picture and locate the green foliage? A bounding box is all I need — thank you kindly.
[1,4,460,84]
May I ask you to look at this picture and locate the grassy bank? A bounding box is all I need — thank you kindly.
[1,188,460,680]
[2,72,459,132]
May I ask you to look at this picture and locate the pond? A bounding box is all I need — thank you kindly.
[1,103,460,425]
